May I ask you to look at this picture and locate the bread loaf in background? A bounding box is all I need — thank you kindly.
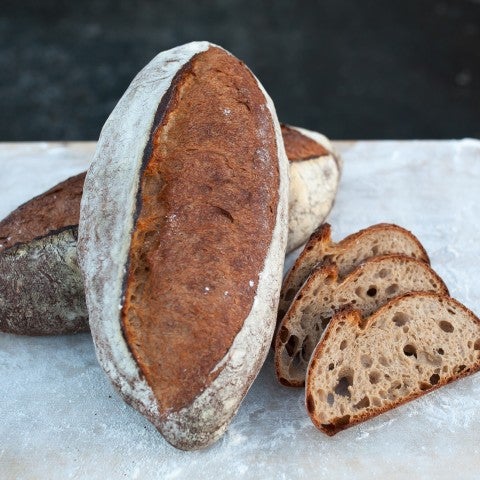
[0,133,338,335]
[0,173,87,335]
[77,41,289,450]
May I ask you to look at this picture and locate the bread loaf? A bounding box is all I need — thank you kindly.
[278,223,429,322]
[275,254,447,387]
[0,127,336,335]
[0,173,87,335]
[306,292,480,435]
[282,126,341,252]
[77,41,289,450]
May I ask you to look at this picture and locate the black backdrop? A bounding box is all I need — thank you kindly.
[2,0,479,140]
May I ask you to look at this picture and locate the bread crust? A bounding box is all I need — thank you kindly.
[78,42,288,450]
[306,292,480,435]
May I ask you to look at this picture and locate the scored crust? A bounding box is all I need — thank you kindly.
[306,292,480,435]
[78,41,289,450]
[275,254,448,387]
[278,223,430,323]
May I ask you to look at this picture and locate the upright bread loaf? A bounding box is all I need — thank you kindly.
[0,127,336,335]
[77,42,289,450]
[306,292,480,435]
[278,223,429,322]
[0,173,87,335]
[283,126,341,252]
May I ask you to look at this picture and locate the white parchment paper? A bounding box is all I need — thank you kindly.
[1,140,480,479]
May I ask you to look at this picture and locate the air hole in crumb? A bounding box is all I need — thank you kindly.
[386,284,399,295]
[392,312,410,327]
[354,396,370,409]
[403,344,417,358]
[355,287,363,298]
[361,355,372,368]
[285,288,296,301]
[419,381,430,391]
[379,356,389,367]
[429,374,440,385]
[403,326,409,333]
[297,294,303,301]
[455,365,467,374]
[327,393,334,406]
[468,341,472,349]
[335,415,351,428]
[367,287,377,297]
[447,308,456,315]
[438,348,444,355]
[334,371,353,398]
[372,397,382,407]
[439,320,454,333]
[474,339,480,350]
[328,363,334,371]
[378,268,389,278]
[340,340,347,350]
[372,245,379,255]
[313,288,320,296]
[379,390,387,399]
[306,394,315,413]
[285,335,299,356]
[279,326,289,343]
[442,365,448,373]
[369,371,381,384]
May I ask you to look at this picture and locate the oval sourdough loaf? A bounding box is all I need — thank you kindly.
[77,41,289,450]
[282,126,341,252]
[0,127,337,335]
[0,173,87,335]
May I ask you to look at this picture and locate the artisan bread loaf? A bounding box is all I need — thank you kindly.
[275,254,447,387]
[77,42,289,450]
[0,126,334,335]
[0,173,87,335]
[306,292,480,435]
[278,223,429,322]
[282,125,341,252]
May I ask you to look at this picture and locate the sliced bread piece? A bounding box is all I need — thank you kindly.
[278,223,429,322]
[275,254,447,387]
[306,292,480,436]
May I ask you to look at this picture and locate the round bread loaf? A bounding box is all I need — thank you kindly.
[0,173,87,335]
[77,41,289,450]
[283,125,341,252]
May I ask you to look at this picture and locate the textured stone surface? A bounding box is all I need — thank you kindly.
[1,140,480,478]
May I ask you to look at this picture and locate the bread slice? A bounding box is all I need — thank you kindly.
[78,42,289,450]
[282,125,341,253]
[306,292,480,435]
[278,223,429,322]
[275,254,447,387]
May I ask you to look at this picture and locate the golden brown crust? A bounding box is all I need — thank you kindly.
[0,172,85,253]
[120,47,280,413]
[280,124,329,161]
[306,292,480,435]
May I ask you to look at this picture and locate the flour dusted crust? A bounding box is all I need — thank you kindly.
[285,126,341,252]
[78,41,288,450]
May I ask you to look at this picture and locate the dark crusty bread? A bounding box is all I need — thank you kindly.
[275,254,447,387]
[0,173,87,335]
[77,42,289,450]
[306,292,480,436]
[278,223,430,322]
[0,126,334,335]
[282,126,341,253]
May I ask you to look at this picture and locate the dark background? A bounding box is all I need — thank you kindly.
[2,0,479,141]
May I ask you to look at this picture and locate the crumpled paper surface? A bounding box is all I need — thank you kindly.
[1,140,480,479]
